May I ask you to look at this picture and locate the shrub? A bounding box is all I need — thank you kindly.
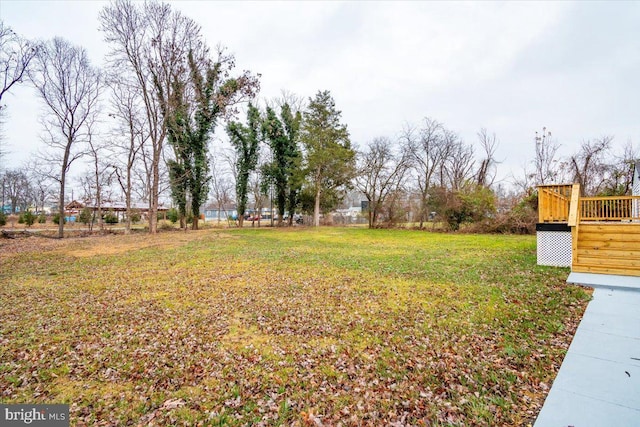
[159,221,176,230]
[22,211,36,227]
[430,184,496,231]
[104,211,118,224]
[18,214,24,224]
[129,209,141,223]
[37,213,47,224]
[78,207,93,226]
[470,191,538,234]
[52,213,66,225]
[167,208,178,224]
[0,211,7,226]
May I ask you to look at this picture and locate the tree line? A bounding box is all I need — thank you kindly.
[0,2,638,237]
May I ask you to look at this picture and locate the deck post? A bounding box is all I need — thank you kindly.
[568,184,581,271]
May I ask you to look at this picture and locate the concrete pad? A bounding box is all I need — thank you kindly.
[535,287,640,427]
[567,272,640,291]
[548,351,640,409]
[534,387,640,427]
[568,329,640,368]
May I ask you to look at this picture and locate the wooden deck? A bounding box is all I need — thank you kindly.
[572,223,640,276]
[538,184,640,277]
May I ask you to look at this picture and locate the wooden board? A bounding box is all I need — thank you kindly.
[573,223,640,277]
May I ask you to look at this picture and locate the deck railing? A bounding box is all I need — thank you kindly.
[538,184,574,223]
[579,196,640,222]
[538,182,640,277]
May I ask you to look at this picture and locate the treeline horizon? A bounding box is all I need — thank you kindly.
[0,1,638,236]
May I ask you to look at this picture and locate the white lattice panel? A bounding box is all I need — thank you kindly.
[537,231,572,267]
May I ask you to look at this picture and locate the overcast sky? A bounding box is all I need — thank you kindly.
[1,0,639,186]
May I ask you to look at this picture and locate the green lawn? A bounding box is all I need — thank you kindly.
[0,228,589,426]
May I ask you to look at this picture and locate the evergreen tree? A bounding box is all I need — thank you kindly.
[159,50,258,230]
[300,90,355,226]
[262,103,301,226]
[227,104,261,227]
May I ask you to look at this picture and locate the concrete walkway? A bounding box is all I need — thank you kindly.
[534,275,640,426]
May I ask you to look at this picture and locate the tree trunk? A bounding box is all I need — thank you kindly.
[57,143,72,239]
[124,171,132,235]
[314,186,321,227]
[57,178,65,239]
[149,150,160,234]
[419,194,428,229]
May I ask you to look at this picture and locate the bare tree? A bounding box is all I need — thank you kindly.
[264,89,306,115]
[107,78,147,234]
[443,131,474,191]
[355,137,410,228]
[250,169,267,227]
[100,0,197,233]
[602,141,640,196]
[476,128,499,187]
[3,168,31,214]
[209,157,234,225]
[30,37,101,238]
[533,127,560,185]
[0,21,36,104]
[401,118,449,228]
[568,136,613,196]
[0,21,37,168]
[26,159,55,214]
[86,123,111,231]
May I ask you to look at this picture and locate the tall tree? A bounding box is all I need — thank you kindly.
[401,118,448,228]
[443,132,474,191]
[107,78,147,234]
[262,103,301,226]
[0,21,37,169]
[227,103,261,227]
[300,90,355,227]
[30,38,101,238]
[102,1,258,232]
[0,21,36,106]
[3,168,31,214]
[85,121,109,231]
[100,0,198,234]
[355,137,410,228]
[159,50,258,230]
[476,128,499,188]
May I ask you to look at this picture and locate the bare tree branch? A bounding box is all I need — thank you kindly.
[30,37,102,238]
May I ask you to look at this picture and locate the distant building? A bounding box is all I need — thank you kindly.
[64,200,170,221]
[203,204,237,222]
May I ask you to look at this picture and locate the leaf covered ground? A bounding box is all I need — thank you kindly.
[0,228,590,426]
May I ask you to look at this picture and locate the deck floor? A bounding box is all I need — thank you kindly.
[534,281,640,426]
